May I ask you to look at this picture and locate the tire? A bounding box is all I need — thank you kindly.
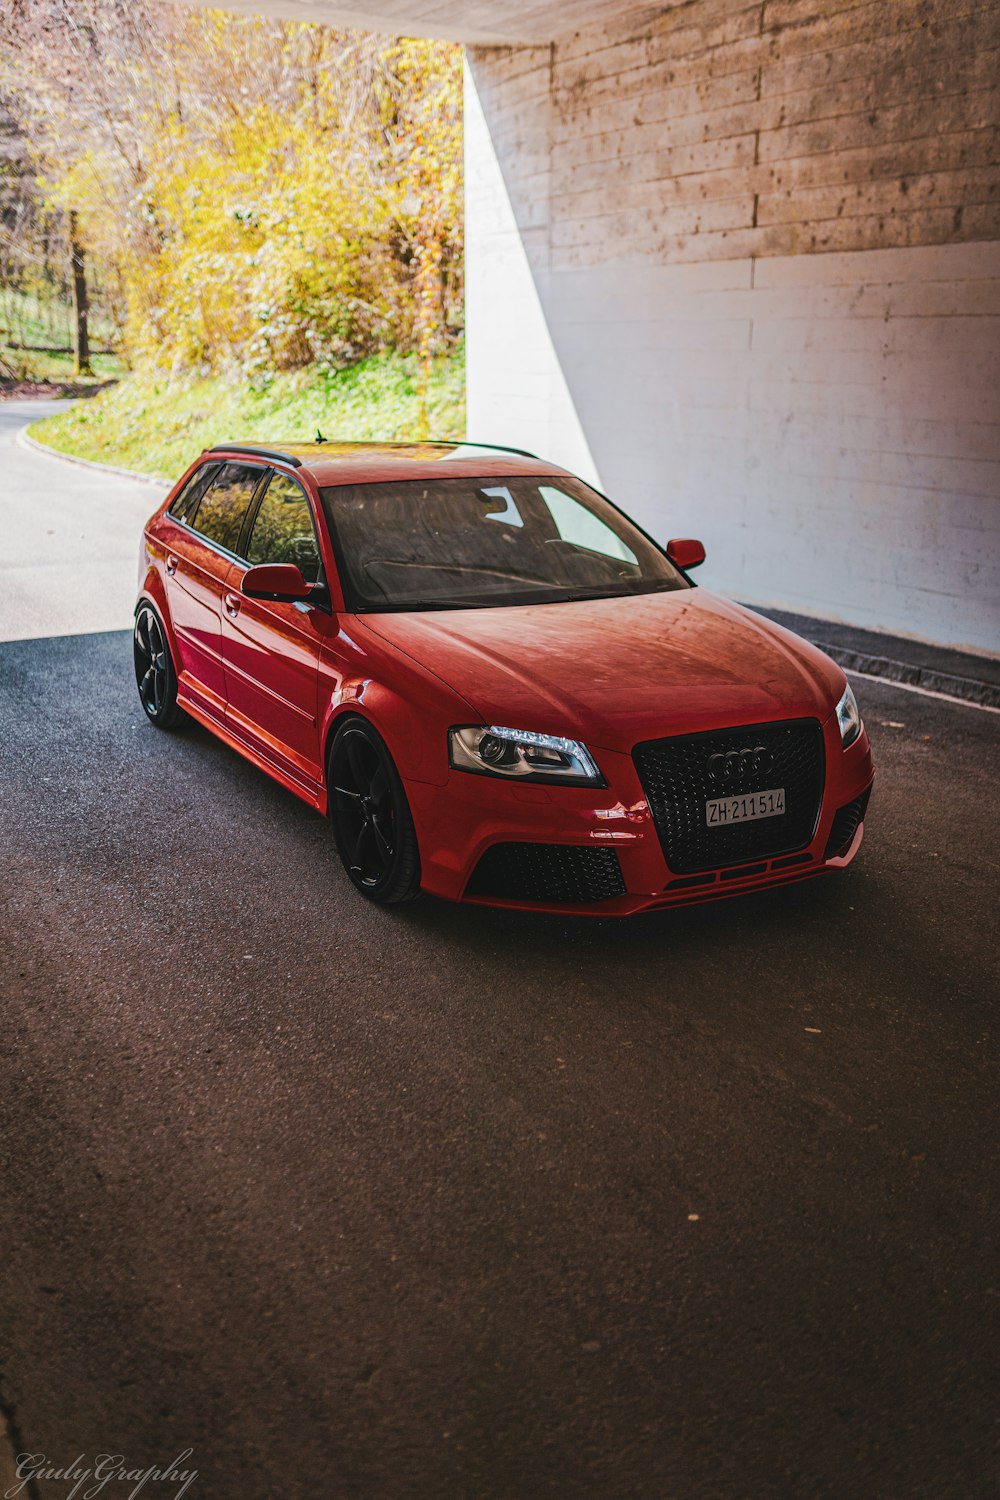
[133,601,184,729]
[327,716,422,905]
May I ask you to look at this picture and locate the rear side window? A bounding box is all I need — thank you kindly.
[246,473,321,584]
[191,462,263,554]
[169,462,218,526]
[540,484,637,564]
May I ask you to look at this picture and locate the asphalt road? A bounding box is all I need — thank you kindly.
[1,407,998,1499]
[0,400,164,643]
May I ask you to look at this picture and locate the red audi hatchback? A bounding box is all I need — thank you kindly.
[135,441,874,914]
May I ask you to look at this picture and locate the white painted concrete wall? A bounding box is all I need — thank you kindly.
[465,2,1000,655]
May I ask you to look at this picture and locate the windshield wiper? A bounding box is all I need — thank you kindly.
[359,584,664,613]
[545,587,634,603]
[360,598,497,613]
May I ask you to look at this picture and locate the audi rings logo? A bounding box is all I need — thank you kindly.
[706,745,773,781]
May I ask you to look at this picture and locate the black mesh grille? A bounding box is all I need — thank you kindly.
[633,719,825,874]
[824,786,872,860]
[466,843,626,903]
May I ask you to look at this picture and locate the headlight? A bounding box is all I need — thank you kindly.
[449,725,604,785]
[836,683,862,747]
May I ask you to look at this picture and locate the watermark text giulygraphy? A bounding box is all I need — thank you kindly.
[6,1449,197,1499]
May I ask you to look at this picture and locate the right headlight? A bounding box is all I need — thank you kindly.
[836,683,862,747]
[449,725,604,785]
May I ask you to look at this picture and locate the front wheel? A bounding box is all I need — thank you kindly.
[328,717,421,905]
[133,602,184,728]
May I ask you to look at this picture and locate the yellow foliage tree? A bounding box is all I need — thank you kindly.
[3,3,463,413]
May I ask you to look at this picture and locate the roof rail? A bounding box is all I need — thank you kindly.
[205,443,302,469]
[203,439,540,466]
[459,439,539,460]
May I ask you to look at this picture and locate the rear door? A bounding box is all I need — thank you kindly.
[220,469,329,796]
[162,460,267,722]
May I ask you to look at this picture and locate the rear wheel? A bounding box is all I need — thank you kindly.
[133,603,183,728]
[328,717,421,904]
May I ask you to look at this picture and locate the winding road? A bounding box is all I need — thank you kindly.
[0,401,165,643]
[0,402,997,1499]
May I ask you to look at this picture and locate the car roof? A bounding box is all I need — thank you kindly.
[200,440,570,487]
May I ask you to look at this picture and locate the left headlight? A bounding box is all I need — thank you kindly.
[449,725,604,785]
[836,683,862,747]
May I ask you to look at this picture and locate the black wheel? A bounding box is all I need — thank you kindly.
[328,717,421,904]
[133,602,183,728]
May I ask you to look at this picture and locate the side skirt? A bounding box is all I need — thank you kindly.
[177,689,324,814]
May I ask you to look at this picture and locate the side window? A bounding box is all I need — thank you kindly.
[246,473,321,584]
[539,484,637,565]
[191,463,263,555]
[168,462,218,526]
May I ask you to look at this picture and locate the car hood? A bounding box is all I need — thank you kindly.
[360,589,844,751]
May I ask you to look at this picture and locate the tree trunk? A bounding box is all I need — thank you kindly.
[69,211,91,376]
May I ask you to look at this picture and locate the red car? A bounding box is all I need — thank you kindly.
[134,441,874,915]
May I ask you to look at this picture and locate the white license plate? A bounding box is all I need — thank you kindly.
[706,788,786,826]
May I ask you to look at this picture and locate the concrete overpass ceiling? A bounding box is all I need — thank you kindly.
[177,0,658,43]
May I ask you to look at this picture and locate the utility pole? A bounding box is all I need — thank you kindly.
[69,210,91,376]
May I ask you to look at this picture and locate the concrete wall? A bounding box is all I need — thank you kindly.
[466,0,1000,654]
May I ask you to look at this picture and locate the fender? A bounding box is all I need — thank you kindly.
[320,680,460,795]
[135,522,178,644]
[318,630,482,795]
[136,569,173,636]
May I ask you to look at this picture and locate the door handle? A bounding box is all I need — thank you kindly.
[166,554,178,575]
[224,592,241,618]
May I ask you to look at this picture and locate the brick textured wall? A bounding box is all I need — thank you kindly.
[471,0,1000,270]
[465,1,1000,653]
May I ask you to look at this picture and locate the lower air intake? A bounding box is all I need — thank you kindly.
[824,786,872,860]
[466,843,626,903]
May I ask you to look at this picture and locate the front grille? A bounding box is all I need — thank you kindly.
[633,718,824,874]
[824,786,872,860]
[466,842,626,904]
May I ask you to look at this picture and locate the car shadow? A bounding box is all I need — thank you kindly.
[156,691,862,960]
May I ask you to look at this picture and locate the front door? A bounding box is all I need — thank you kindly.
[220,469,327,795]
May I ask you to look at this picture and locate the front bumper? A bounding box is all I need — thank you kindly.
[406,716,875,916]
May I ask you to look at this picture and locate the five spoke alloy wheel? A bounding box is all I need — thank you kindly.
[133,603,183,728]
[329,717,421,904]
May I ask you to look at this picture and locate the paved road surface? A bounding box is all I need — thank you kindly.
[0,410,997,1499]
[0,401,164,643]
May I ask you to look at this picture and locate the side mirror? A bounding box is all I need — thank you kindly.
[666,537,706,571]
[241,562,313,601]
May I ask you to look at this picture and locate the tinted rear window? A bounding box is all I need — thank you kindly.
[169,462,219,526]
[191,463,263,555]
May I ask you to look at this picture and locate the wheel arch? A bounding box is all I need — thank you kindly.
[319,680,451,807]
[135,576,182,663]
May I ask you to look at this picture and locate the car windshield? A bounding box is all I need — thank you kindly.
[319,475,690,611]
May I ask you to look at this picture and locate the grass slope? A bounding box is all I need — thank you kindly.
[29,345,465,477]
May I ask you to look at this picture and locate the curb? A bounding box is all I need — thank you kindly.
[17,425,170,487]
[747,603,1000,710]
[814,642,1000,711]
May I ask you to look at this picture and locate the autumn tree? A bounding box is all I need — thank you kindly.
[0,0,463,407]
